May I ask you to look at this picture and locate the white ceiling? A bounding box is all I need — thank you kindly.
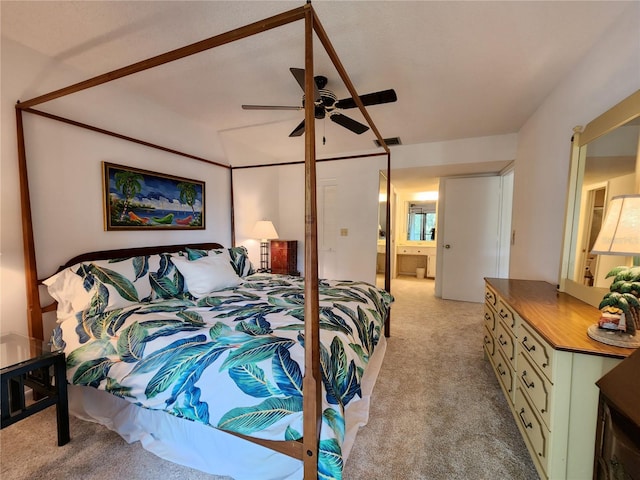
[1,1,633,192]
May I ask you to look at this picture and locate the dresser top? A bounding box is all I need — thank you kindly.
[485,278,634,359]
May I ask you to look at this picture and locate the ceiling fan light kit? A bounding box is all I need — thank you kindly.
[242,67,397,138]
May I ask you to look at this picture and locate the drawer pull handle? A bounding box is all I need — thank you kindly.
[498,334,508,346]
[484,313,492,322]
[522,337,536,353]
[497,363,506,376]
[484,336,491,346]
[499,309,509,319]
[521,370,535,389]
[518,408,533,429]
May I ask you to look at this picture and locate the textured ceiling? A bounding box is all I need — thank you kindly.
[2,0,634,191]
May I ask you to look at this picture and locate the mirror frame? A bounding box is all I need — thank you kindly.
[559,89,640,307]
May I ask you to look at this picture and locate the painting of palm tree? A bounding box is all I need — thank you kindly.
[103,162,205,230]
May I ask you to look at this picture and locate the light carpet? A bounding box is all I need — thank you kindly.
[1,276,538,480]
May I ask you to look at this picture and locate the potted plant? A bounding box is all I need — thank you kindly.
[598,266,640,335]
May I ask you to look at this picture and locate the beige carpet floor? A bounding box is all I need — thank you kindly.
[0,276,539,480]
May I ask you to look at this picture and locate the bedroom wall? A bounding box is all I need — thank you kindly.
[510,6,640,284]
[1,38,232,337]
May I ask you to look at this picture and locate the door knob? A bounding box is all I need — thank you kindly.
[444,244,451,249]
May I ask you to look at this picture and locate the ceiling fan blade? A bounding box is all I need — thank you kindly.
[289,119,306,137]
[290,68,321,103]
[242,105,303,111]
[335,89,397,110]
[330,113,369,135]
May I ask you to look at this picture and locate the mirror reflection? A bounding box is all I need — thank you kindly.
[568,121,639,289]
[378,171,387,240]
[377,172,387,284]
[407,201,436,241]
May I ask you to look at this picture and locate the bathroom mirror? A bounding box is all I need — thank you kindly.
[559,90,640,307]
[407,201,437,241]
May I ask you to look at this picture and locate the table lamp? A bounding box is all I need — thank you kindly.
[251,220,279,271]
[587,194,640,348]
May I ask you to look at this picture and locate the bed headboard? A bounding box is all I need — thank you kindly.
[54,242,224,272]
[37,242,225,337]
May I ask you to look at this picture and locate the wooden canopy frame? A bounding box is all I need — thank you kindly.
[15,3,392,478]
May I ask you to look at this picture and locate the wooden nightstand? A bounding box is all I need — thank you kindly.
[271,240,298,276]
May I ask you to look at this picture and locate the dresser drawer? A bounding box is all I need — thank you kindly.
[484,304,496,332]
[515,387,549,476]
[494,348,515,405]
[497,299,517,329]
[483,326,496,361]
[485,285,498,310]
[518,351,552,429]
[496,320,517,367]
[518,322,554,382]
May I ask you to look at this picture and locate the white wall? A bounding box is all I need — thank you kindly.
[233,157,385,282]
[510,5,640,284]
[1,38,231,336]
[392,134,519,168]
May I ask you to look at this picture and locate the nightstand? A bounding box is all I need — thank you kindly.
[271,240,298,276]
[0,333,70,446]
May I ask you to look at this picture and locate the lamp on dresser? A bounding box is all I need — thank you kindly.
[251,220,279,272]
[588,194,640,348]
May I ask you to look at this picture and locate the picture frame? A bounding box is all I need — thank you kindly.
[103,162,205,230]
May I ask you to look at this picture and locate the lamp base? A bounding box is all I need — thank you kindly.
[587,324,640,348]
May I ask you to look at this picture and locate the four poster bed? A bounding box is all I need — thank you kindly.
[15,4,393,480]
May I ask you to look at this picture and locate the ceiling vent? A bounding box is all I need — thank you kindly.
[374,137,402,148]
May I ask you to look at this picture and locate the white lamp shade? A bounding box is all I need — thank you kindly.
[591,194,640,256]
[251,220,279,241]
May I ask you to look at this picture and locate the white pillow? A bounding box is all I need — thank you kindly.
[43,268,93,321]
[171,254,240,298]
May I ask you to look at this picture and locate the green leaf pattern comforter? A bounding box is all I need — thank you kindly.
[55,273,392,479]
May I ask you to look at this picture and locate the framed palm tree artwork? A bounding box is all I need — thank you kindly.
[103,162,205,230]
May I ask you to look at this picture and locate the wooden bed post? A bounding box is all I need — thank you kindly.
[385,151,392,338]
[15,105,43,340]
[230,167,236,248]
[302,5,321,479]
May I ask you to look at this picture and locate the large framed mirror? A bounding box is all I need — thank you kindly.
[559,89,640,307]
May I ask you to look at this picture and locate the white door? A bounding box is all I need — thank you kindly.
[441,176,501,302]
[318,180,338,279]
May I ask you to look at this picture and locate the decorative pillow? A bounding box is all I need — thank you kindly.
[184,247,227,261]
[149,252,188,300]
[228,246,255,277]
[44,255,160,321]
[171,254,241,298]
[184,246,255,277]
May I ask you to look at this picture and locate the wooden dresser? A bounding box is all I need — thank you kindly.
[270,240,298,276]
[483,278,633,480]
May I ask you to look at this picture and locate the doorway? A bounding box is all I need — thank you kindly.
[439,176,501,302]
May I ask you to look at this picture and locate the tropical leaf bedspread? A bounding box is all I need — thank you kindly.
[55,273,393,479]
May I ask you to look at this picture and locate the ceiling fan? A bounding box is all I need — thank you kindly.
[242,68,397,137]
